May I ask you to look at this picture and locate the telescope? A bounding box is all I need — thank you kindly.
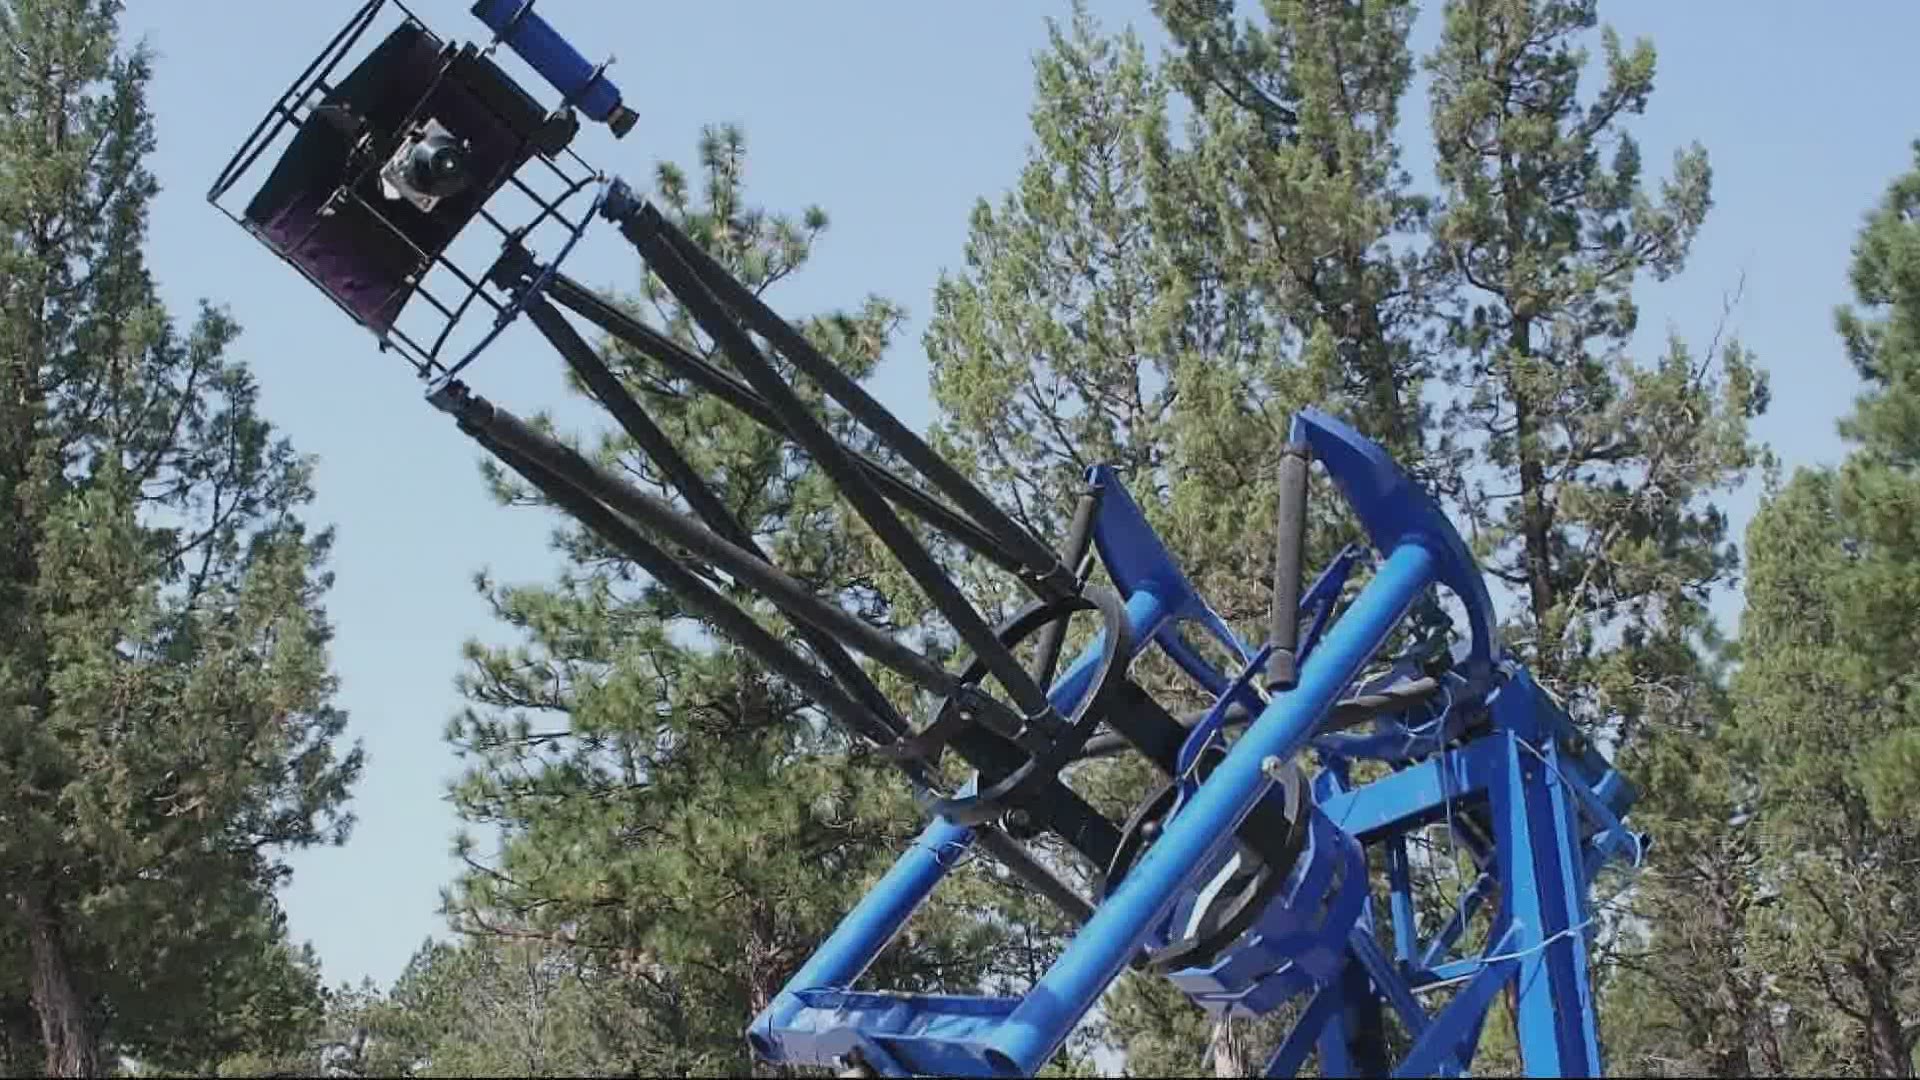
[208,4,1644,1075]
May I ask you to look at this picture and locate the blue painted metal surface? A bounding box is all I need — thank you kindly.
[743,414,1647,1076]
[1086,463,1257,697]
[983,541,1438,1075]
[1292,408,1498,682]
[747,813,979,1071]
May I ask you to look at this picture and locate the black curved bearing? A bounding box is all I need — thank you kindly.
[1101,747,1311,973]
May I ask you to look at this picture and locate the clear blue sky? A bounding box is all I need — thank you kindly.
[124,1,1918,992]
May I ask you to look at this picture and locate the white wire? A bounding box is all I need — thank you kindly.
[1413,917,1597,994]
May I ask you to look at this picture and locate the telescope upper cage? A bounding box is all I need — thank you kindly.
[206,0,606,379]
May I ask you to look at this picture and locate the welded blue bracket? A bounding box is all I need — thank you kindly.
[1292,408,1497,684]
[1488,679,1604,1076]
[1087,462,1258,697]
[1298,543,1362,666]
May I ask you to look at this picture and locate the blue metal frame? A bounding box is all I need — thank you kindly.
[747,409,1645,1077]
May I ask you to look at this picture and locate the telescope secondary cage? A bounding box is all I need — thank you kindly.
[207,3,1648,1076]
[206,0,608,379]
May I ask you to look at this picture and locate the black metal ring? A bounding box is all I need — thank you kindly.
[921,586,1132,827]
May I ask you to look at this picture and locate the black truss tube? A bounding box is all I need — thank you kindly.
[632,212,1078,601]
[973,827,1095,925]
[433,380,960,699]
[624,211,1064,734]
[485,389,1096,918]
[1072,676,1444,761]
[455,409,914,763]
[1029,482,1100,694]
[1267,441,1311,691]
[1098,681,1191,773]
[524,296,908,739]
[544,273,1030,581]
[436,382,1126,875]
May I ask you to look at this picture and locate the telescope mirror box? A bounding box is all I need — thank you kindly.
[207,0,609,371]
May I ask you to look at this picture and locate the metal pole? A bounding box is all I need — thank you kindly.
[460,423,909,757]
[633,206,1078,598]
[748,814,977,1065]
[1028,483,1100,691]
[524,296,909,736]
[1267,442,1311,691]
[628,218,1062,731]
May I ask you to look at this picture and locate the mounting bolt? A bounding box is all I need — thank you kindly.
[1261,755,1288,783]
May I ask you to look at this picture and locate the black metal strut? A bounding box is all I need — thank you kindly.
[1267,441,1311,691]
[434,383,909,756]
[629,207,1080,602]
[537,269,1033,579]
[426,377,1126,873]
[621,206,1066,737]
[438,379,1097,921]
[522,292,908,738]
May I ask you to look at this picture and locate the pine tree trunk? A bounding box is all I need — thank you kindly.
[17,890,99,1078]
[1747,1011,1786,1078]
[1863,966,1912,1080]
[1208,1017,1242,1076]
[745,912,788,1079]
[1507,318,1557,670]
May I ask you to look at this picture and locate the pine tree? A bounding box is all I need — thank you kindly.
[1137,4,1437,1063]
[925,7,1183,551]
[926,14,1215,1072]
[1727,142,1920,1078]
[1424,0,1770,1068]
[442,127,1014,1076]
[1425,0,1764,701]
[0,1,360,1074]
[304,936,605,1078]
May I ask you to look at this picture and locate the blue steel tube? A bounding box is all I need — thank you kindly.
[469,0,637,135]
[749,813,976,1059]
[984,541,1437,1076]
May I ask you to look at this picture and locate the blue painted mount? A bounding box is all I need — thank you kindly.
[749,409,1644,1078]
